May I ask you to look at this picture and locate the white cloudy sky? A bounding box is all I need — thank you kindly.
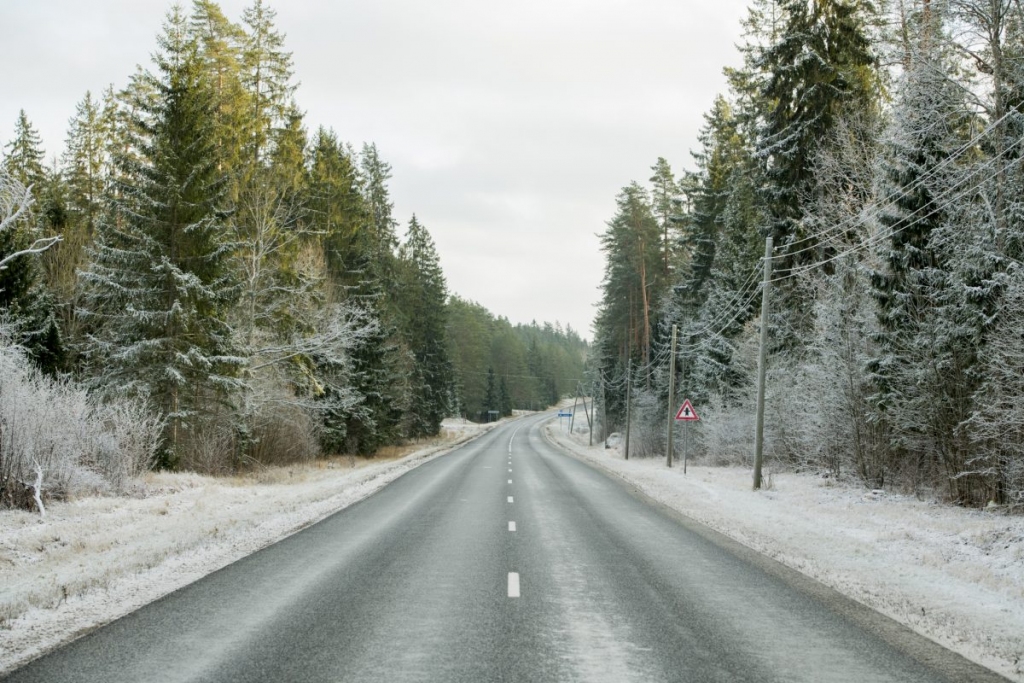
[0,0,751,339]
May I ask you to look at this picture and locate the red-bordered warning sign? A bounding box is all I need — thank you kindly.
[675,398,700,421]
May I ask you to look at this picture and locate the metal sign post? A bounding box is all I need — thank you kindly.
[674,399,700,474]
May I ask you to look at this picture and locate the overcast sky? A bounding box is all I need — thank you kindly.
[0,0,751,339]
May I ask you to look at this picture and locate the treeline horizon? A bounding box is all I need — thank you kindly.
[0,0,586,501]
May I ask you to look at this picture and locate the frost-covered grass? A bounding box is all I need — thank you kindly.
[0,417,497,674]
[548,422,1024,682]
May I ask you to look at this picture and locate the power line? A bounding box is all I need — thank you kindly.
[770,148,1024,285]
[769,109,1018,264]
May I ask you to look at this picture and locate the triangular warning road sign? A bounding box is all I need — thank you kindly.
[675,398,700,421]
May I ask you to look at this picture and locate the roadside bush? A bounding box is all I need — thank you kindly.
[0,335,162,510]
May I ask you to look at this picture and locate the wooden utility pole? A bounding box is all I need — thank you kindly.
[583,382,594,446]
[666,324,678,468]
[624,358,632,461]
[570,389,579,433]
[753,236,773,490]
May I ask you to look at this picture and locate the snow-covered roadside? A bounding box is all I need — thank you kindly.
[546,421,1024,682]
[0,417,499,674]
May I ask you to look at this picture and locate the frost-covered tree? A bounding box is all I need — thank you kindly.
[0,156,64,374]
[757,0,879,264]
[81,9,241,466]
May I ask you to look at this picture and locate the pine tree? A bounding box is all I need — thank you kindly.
[41,92,109,348]
[189,0,249,182]
[649,157,681,278]
[241,0,295,166]
[0,166,64,375]
[81,8,240,466]
[269,103,307,196]
[594,182,663,396]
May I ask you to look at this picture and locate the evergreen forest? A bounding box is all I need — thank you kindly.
[0,0,586,507]
[593,0,1024,508]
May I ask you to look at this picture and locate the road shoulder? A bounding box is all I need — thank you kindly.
[543,419,1024,683]
[0,417,506,675]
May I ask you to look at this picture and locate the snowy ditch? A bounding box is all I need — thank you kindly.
[0,417,498,674]
[545,421,1024,682]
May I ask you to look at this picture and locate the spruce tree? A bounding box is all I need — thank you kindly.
[360,142,400,289]
[0,113,64,374]
[869,5,982,503]
[499,375,512,417]
[81,9,240,465]
[62,92,107,238]
[483,366,498,417]
[396,216,453,437]
[757,0,878,268]
[2,110,46,190]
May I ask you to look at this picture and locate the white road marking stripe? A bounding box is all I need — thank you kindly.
[507,496,513,503]
[508,425,522,456]
[508,572,520,597]
[509,521,516,531]
[508,479,512,484]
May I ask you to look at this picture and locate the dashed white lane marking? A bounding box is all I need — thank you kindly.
[508,479,513,484]
[508,425,522,456]
[509,521,516,531]
[507,496,514,503]
[508,468,512,473]
[508,572,520,598]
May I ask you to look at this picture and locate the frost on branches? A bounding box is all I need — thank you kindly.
[0,325,163,512]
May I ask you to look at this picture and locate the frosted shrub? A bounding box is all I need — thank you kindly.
[763,356,828,470]
[0,340,162,510]
[625,389,666,458]
[93,399,164,491]
[698,394,755,466]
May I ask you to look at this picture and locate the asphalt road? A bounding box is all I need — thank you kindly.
[3,413,1009,682]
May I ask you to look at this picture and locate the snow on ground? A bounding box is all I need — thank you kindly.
[0,417,497,674]
[546,422,1024,682]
